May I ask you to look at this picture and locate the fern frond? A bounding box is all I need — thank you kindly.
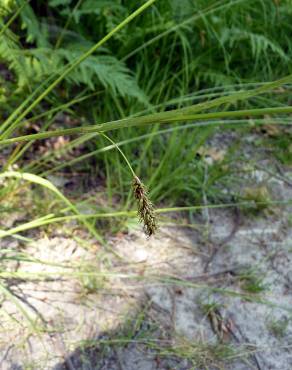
[57,49,147,103]
[222,28,289,63]
[198,70,236,87]
[0,40,147,103]
[20,4,50,47]
[0,32,29,89]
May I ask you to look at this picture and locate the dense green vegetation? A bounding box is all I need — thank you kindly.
[0,0,291,232]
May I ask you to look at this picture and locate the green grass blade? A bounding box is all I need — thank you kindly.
[0,171,104,243]
[1,105,291,145]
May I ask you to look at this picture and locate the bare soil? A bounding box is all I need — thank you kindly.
[0,168,291,370]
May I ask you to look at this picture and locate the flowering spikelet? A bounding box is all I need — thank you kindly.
[132,176,158,237]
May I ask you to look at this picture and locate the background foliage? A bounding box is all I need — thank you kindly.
[1,0,291,214]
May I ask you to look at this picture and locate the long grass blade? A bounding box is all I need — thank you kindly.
[1,104,291,145]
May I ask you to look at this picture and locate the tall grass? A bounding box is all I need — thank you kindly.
[0,0,291,235]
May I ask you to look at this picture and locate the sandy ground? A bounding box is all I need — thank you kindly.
[0,167,291,370]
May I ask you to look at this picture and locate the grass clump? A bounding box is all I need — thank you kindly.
[238,269,268,294]
[149,338,237,369]
[267,317,290,338]
[1,0,292,212]
[77,262,107,295]
[241,185,272,214]
[268,133,292,166]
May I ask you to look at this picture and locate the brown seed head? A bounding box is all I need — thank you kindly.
[132,176,158,237]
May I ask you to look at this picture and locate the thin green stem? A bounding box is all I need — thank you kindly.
[54,0,83,49]
[100,133,136,177]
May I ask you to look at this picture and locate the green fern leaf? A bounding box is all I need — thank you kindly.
[57,48,148,103]
[20,4,49,47]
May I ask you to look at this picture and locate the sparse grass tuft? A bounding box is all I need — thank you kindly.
[77,262,107,295]
[267,317,290,338]
[238,269,268,294]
